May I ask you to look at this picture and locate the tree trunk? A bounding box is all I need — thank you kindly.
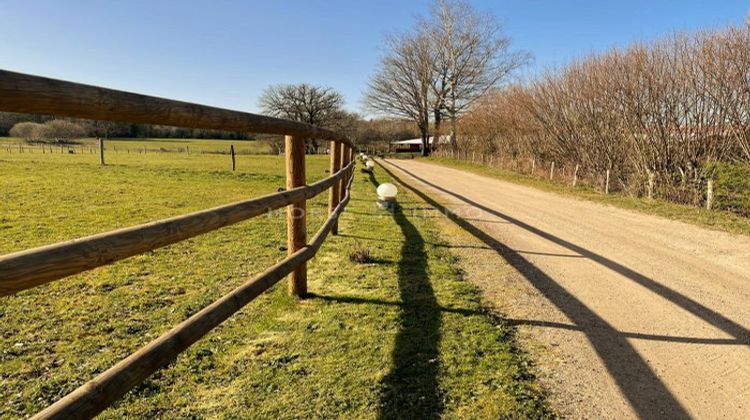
[449,107,458,152]
[433,108,442,157]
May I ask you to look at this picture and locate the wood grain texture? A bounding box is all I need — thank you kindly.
[338,144,349,209]
[285,135,307,296]
[328,141,341,235]
[0,161,353,297]
[0,70,353,146]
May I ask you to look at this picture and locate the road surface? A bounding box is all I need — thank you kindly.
[381,159,750,419]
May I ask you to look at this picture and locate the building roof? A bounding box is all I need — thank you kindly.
[391,135,451,145]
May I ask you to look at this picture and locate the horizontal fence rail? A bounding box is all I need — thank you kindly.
[31,173,355,420]
[0,70,357,419]
[0,70,352,146]
[0,160,354,296]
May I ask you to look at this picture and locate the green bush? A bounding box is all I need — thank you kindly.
[710,162,750,216]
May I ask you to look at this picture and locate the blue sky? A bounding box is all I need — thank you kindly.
[1,1,747,114]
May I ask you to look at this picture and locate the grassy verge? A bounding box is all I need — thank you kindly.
[0,147,550,418]
[423,156,750,236]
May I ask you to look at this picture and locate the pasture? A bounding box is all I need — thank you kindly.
[0,142,549,418]
[0,137,274,156]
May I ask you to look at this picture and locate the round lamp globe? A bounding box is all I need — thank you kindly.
[376,183,398,200]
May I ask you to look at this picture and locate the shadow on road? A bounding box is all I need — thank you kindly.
[385,160,750,345]
[380,159,694,418]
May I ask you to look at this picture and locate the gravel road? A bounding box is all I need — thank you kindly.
[381,158,750,419]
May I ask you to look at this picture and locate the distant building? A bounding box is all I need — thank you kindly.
[391,135,451,152]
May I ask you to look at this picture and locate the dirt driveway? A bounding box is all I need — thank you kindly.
[380,159,750,419]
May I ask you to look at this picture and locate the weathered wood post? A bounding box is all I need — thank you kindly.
[647,171,655,200]
[98,138,105,166]
[573,164,580,187]
[605,169,611,194]
[472,151,476,163]
[286,135,307,297]
[531,157,536,175]
[230,145,236,171]
[706,179,714,210]
[338,143,348,209]
[328,140,341,235]
[549,161,555,180]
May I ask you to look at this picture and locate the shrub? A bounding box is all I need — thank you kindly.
[348,241,373,264]
[709,162,750,216]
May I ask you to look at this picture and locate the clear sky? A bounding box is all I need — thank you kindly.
[1,0,747,114]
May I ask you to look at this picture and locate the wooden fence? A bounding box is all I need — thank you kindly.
[0,70,356,419]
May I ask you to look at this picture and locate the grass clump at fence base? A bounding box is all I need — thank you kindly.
[424,156,750,237]
[0,144,550,418]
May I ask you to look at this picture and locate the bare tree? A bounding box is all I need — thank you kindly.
[365,32,434,156]
[9,122,43,142]
[457,21,750,206]
[10,120,85,143]
[259,83,345,152]
[38,120,86,143]
[428,0,529,149]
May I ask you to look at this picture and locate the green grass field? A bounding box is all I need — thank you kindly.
[424,156,750,237]
[0,137,274,155]
[0,143,550,418]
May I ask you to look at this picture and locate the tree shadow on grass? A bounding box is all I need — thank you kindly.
[368,171,443,419]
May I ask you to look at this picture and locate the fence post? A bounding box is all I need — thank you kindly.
[285,135,307,297]
[706,179,714,210]
[99,138,105,166]
[549,162,555,180]
[647,171,655,200]
[329,141,341,235]
[338,143,348,211]
[605,169,611,194]
[573,164,579,187]
[230,145,236,171]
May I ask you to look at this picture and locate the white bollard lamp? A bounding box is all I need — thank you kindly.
[376,182,398,210]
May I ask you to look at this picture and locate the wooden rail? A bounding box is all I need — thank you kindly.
[0,70,352,146]
[31,173,355,420]
[0,70,356,419]
[0,161,353,296]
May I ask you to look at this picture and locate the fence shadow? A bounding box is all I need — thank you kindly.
[380,160,691,419]
[368,171,443,419]
[386,160,750,344]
